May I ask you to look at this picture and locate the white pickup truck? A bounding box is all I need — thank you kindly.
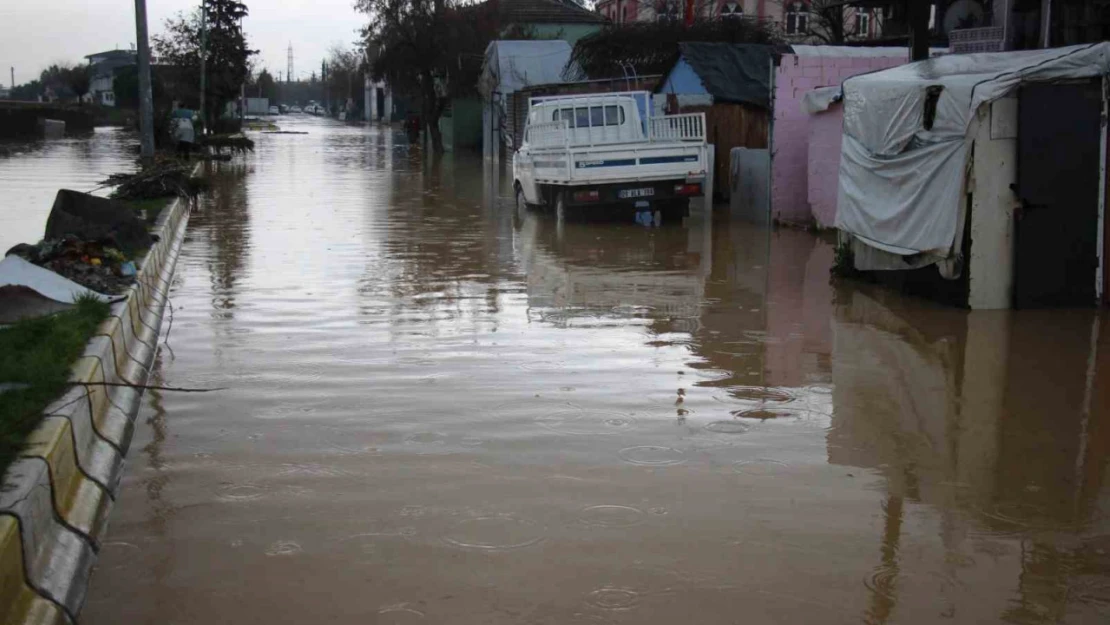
[512,91,712,219]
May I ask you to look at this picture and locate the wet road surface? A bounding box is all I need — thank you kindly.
[67,116,1110,624]
[0,127,137,253]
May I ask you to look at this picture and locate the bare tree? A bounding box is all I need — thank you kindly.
[637,0,718,22]
[357,0,500,153]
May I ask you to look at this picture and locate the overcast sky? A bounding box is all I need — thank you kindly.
[1,0,365,87]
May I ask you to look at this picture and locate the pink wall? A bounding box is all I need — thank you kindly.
[771,53,907,226]
[764,229,834,388]
[807,101,844,229]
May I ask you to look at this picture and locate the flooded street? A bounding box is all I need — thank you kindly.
[0,128,137,253]
[64,116,1110,624]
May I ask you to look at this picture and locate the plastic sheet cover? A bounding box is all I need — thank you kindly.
[478,41,573,102]
[835,42,1110,258]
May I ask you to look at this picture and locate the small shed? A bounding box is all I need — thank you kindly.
[478,40,574,161]
[836,43,1110,309]
[656,43,775,201]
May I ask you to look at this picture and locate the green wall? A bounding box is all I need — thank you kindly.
[439,96,483,152]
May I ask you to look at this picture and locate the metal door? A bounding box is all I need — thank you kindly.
[1015,81,1102,308]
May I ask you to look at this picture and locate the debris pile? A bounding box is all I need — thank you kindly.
[7,237,139,294]
[4,189,158,295]
[100,159,207,201]
[200,133,255,157]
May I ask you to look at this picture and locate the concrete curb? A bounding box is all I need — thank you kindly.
[0,165,198,625]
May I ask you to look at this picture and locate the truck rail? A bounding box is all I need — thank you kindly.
[647,113,706,143]
[524,113,707,150]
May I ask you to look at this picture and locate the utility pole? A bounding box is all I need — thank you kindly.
[200,0,207,135]
[908,0,930,62]
[9,67,13,90]
[134,0,155,162]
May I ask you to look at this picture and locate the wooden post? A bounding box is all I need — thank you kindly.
[909,0,930,62]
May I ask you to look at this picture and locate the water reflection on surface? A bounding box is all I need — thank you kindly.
[0,128,137,252]
[72,116,1110,624]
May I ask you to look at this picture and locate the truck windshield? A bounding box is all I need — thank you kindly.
[553,105,624,128]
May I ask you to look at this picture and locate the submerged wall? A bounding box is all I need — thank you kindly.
[772,51,906,226]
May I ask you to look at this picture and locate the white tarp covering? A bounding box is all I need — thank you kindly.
[802,86,841,115]
[0,255,118,303]
[478,40,573,102]
[836,42,1110,259]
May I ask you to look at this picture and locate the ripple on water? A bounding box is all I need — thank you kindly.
[519,360,568,372]
[317,427,382,456]
[276,462,357,478]
[704,420,752,434]
[265,540,302,556]
[404,431,448,445]
[732,459,790,476]
[216,484,265,502]
[377,605,425,623]
[442,515,546,550]
[586,587,641,610]
[490,399,583,420]
[618,446,687,466]
[863,564,903,600]
[538,411,637,436]
[727,385,796,403]
[730,408,799,421]
[577,505,646,528]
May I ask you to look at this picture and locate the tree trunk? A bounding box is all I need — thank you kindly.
[421,79,446,154]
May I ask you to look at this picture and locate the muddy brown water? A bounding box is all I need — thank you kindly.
[0,128,137,253]
[62,117,1110,623]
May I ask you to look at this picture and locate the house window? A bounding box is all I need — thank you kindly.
[655,1,679,21]
[720,2,742,18]
[786,2,808,35]
[856,8,871,36]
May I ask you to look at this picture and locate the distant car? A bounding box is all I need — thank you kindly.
[290,105,303,113]
[268,105,280,115]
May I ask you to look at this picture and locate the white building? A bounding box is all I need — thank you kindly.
[85,49,136,107]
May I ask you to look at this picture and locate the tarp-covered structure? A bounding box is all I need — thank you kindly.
[479,40,575,152]
[836,42,1110,267]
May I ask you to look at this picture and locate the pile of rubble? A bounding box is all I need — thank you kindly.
[6,237,141,295]
[4,189,156,295]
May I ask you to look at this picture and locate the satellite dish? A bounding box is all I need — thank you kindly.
[943,0,986,33]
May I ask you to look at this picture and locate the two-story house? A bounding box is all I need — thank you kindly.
[593,0,885,42]
[85,49,136,107]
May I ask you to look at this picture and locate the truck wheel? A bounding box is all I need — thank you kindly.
[555,191,566,223]
[516,185,529,216]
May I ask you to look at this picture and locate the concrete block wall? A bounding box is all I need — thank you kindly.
[772,53,907,226]
[807,101,844,229]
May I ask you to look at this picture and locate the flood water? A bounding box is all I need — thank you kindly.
[0,128,137,253]
[68,116,1110,623]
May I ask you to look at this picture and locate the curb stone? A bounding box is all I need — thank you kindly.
[0,163,200,624]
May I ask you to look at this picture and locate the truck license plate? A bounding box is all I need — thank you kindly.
[619,188,655,199]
